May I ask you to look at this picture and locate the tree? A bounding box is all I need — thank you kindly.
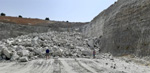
[18,15,22,18]
[66,21,69,22]
[45,17,50,20]
[1,13,6,16]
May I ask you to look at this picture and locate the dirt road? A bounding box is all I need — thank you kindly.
[0,58,149,73]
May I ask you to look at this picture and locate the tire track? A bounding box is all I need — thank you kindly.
[28,59,54,73]
[75,58,98,73]
[64,58,91,73]
[28,60,42,73]
[36,61,46,73]
[14,60,40,73]
[44,59,54,73]
[59,58,76,73]
[79,59,109,73]
[39,60,53,73]
[53,58,61,73]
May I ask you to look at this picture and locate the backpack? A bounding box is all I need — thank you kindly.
[46,49,50,53]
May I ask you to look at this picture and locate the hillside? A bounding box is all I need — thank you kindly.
[0,16,88,40]
[0,16,48,25]
[83,0,150,57]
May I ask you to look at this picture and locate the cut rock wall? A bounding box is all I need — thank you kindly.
[83,0,150,57]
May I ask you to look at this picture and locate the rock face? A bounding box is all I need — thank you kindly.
[83,0,150,57]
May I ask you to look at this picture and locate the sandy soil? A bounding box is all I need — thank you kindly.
[0,57,150,73]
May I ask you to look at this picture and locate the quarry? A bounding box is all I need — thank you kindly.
[0,0,150,73]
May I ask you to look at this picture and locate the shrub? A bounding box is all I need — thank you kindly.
[1,13,6,16]
[18,15,22,18]
[45,17,49,20]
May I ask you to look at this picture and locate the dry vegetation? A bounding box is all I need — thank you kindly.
[0,16,49,25]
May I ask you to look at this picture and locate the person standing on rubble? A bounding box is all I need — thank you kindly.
[93,49,96,58]
[46,49,50,60]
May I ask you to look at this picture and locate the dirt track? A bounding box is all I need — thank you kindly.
[0,58,150,73]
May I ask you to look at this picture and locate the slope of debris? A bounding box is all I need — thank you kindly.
[0,31,96,62]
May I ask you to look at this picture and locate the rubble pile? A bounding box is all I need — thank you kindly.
[0,31,97,62]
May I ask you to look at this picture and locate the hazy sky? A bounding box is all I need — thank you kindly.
[0,0,117,22]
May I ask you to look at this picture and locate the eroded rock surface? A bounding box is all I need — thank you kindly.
[83,0,150,57]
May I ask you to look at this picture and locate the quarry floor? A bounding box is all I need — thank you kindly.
[0,56,150,73]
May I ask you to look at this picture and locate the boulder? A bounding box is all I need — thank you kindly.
[9,48,15,53]
[18,50,29,57]
[87,40,94,48]
[1,55,6,59]
[32,37,39,45]
[19,57,28,62]
[53,50,62,57]
[26,47,34,51]
[2,48,12,59]
[29,52,35,58]
[77,51,82,56]
[17,39,22,42]
[69,44,74,49]
[33,49,42,56]
[6,39,14,45]
[15,46,24,51]
[0,56,2,60]
[81,50,92,56]
[22,42,32,47]
[31,56,38,60]
[76,36,81,40]
[11,51,19,61]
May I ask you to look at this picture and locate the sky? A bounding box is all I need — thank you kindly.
[0,0,117,22]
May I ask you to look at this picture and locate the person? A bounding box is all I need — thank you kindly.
[93,49,96,58]
[46,49,50,60]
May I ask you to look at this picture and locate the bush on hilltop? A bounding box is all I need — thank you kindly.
[1,13,6,16]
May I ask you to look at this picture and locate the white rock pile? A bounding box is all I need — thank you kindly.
[0,31,97,62]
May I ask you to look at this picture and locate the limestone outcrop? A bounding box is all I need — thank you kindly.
[83,0,150,57]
